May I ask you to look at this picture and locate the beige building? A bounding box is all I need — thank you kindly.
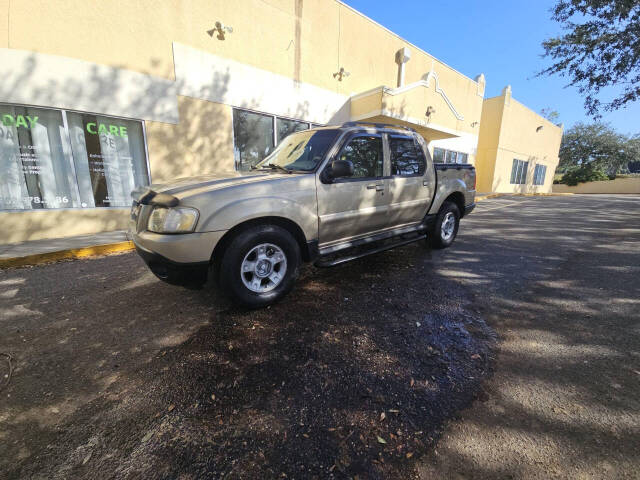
[475,86,563,193]
[0,0,561,244]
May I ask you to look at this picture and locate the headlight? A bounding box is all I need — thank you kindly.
[148,207,199,233]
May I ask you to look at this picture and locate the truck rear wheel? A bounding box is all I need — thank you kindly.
[219,224,301,308]
[429,201,460,249]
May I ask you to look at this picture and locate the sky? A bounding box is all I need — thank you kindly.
[342,0,640,135]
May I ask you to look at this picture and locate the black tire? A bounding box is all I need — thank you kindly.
[219,224,301,308]
[429,201,460,249]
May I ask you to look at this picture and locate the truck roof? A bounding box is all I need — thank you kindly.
[311,121,417,135]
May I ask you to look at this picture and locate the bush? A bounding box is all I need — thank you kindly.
[560,165,610,186]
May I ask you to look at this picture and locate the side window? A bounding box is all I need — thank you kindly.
[389,136,426,176]
[337,135,383,178]
[510,159,529,184]
[533,164,547,185]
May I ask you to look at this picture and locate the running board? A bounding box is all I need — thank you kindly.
[318,223,428,257]
[314,233,426,268]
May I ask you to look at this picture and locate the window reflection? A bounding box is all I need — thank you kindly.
[67,113,148,207]
[233,110,275,171]
[338,135,383,178]
[0,104,149,211]
[389,136,426,176]
[276,118,309,144]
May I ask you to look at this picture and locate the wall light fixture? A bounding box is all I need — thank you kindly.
[333,67,350,81]
[207,21,233,40]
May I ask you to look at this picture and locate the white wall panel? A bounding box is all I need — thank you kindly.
[0,48,179,123]
[173,42,350,125]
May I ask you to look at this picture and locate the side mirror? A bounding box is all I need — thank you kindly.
[329,159,354,179]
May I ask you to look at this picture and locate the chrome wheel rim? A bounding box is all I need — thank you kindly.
[241,243,287,293]
[441,212,456,241]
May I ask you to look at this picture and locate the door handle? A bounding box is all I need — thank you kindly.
[367,184,384,191]
[423,180,430,186]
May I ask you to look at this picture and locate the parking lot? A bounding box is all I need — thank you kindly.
[1,194,639,479]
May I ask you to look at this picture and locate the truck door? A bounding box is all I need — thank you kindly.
[385,133,435,228]
[316,133,390,246]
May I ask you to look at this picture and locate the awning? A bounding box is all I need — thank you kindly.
[349,73,468,141]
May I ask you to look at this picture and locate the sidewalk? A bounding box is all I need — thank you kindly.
[0,231,133,268]
[1,191,572,268]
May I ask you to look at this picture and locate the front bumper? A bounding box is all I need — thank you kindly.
[130,229,227,286]
[135,243,209,286]
[131,229,226,264]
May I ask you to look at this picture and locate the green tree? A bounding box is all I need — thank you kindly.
[540,108,560,123]
[629,136,640,171]
[558,123,636,175]
[561,164,609,185]
[539,0,640,116]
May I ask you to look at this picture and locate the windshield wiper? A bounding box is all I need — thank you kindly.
[258,164,293,174]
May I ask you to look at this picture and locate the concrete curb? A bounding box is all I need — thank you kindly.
[0,241,134,269]
[475,193,504,201]
[476,192,574,202]
[517,192,575,197]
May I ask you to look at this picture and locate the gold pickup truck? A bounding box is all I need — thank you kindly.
[130,122,476,307]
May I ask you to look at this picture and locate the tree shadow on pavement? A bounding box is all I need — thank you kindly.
[1,240,495,479]
[416,195,640,479]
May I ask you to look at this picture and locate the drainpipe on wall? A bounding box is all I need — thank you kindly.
[395,47,411,88]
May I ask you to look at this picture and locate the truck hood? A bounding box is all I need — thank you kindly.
[150,171,292,197]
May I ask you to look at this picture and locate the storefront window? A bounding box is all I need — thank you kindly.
[233,108,315,171]
[233,109,275,171]
[67,113,148,207]
[433,147,469,164]
[0,103,149,211]
[276,118,309,144]
[0,105,78,210]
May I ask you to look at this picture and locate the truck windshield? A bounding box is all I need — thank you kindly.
[256,129,339,172]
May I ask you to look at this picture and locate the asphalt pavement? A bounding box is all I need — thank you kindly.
[1,194,638,479]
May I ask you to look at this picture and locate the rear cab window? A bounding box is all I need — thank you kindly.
[388,135,426,176]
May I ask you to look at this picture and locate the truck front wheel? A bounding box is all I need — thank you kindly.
[219,224,301,308]
[429,201,460,249]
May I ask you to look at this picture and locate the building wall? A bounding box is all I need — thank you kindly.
[0,208,130,244]
[0,0,480,111]
[0,0,487,244]
[474,96,504,192]
[553,177,640,194]
[145,96,235,182]
[476,89,563,193]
